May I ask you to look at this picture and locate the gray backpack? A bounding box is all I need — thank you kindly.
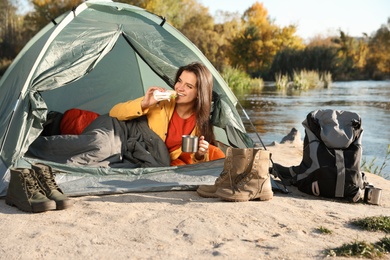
[290,109,366,202]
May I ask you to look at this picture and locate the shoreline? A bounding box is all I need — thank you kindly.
[0,141,389,259]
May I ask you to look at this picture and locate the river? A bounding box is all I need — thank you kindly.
[235,80,390,179]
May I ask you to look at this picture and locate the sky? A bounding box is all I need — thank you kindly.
[17,0,389,40]
[199,0,390,40]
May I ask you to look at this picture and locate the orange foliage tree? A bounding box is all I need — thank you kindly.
[366,18,390,79]
[228,2,304,77]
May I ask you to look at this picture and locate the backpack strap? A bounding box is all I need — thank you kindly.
[312,181,320,196]
[335,149,345,197]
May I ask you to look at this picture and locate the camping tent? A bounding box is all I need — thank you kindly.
[0,0,255,197]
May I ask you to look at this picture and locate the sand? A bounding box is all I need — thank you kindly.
[0,141,389,260]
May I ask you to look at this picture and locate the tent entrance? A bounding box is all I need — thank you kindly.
[41,35,171,115]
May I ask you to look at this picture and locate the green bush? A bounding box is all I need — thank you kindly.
[292,70,321,89]
[222,66,263,90]
[275,72,290,90]
[274,70,332,90]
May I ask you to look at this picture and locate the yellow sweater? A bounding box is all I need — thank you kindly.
[109,97,208,163]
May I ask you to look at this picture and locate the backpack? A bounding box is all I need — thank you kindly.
[290,109,366,202]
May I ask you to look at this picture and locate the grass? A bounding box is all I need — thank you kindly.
[292,70,316,90]
[275,72,290,89]
[320,71,332,88]
[274,70,332,90]
[325,238,389,258]
[316,226,333,234]
[361,144,390,177]
[324,216,390,258]
[221,66,263,91]
[351,216,390,233]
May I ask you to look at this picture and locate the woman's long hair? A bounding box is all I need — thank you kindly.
[174,62,216,144]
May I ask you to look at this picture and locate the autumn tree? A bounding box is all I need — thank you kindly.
[329,30,369,79]
[274,24,305,51]
[117,0,187,28]
[23,0,84,39]
[306,34,339,48]
[229,2,304,77]
[0,0,24,59]
[0,0,26,75]
[366,18,390,79]
[212,11,241,70]
[117,0,233,71]
[174,1,217,62]
[179,5,241,71]
[228,2,272,75]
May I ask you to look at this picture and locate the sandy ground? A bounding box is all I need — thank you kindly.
[0,141,389,260]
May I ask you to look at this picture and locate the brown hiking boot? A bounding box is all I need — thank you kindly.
[215,149,273,202]
[32,163,72,210]
[5,168,56,213]
[197,147,255,198]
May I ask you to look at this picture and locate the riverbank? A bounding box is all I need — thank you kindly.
[0,140,389,259]
[241,80,390,179]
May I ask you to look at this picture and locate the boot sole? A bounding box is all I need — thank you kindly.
[216,191,274,202]
[196,185,219,198]
[219,195,273,202]
[55,199,73,210]
[5,197,56,213]
[196,189,219,198]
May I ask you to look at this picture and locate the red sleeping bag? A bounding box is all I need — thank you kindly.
[60,108,100,135]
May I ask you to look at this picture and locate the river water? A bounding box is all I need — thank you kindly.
[235,80,390,179]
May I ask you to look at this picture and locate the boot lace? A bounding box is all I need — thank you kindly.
[215,169,229,184]
[231,170,263,197]
[38,167,59,191]
[22,170,43,196]
[231,162,265,197]
[235,171,254,188]
[215,155,233,185]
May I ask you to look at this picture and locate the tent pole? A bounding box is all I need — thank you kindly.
[236,101,289,193]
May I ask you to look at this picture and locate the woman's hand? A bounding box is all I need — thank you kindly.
[195,136,209,160]
[141,86,166,109]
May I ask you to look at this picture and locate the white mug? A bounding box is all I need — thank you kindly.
[364,186,382,205]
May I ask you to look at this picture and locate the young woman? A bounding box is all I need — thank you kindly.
[109,62,225,165]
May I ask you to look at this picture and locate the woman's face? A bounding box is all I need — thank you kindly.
[174,70,198,104]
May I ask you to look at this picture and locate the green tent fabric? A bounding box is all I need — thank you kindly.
[0,0,253,197]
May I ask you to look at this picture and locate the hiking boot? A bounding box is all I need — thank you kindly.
[5,168,56,213]
[197,147,255,198]
[32,163,72,210]
[216,149,273,202]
